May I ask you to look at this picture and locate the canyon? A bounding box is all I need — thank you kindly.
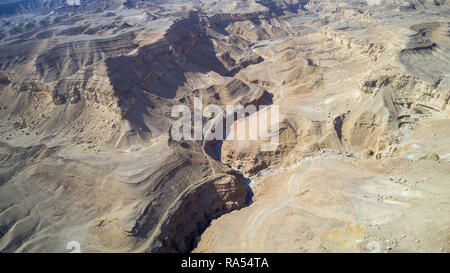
[0,0,449,253]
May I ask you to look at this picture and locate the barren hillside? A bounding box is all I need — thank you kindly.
[0,0,448,253]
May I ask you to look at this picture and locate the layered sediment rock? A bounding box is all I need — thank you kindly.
[0,0,449,253]
[0,0,304,253]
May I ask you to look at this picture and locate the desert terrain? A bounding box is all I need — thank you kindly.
[0,0,449,253]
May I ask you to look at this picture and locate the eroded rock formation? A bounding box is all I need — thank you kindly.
[0,0,449,253]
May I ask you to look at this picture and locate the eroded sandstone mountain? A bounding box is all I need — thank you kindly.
[0,0,449,253]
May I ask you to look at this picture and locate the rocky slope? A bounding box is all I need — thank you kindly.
[0,0,449,253]
[196,0,450,253]
[0,0,279,252]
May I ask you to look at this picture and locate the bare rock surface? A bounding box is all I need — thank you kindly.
[0,0,449,252]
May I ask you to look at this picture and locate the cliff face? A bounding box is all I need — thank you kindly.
[195,1,450,253]
[0,0,122,17]
[1,0,449,253]
[0,0,306,253]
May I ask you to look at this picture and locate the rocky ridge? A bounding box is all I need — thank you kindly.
[0,0,449,253]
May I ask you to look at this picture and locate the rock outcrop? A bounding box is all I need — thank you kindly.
[0,0,449,253]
